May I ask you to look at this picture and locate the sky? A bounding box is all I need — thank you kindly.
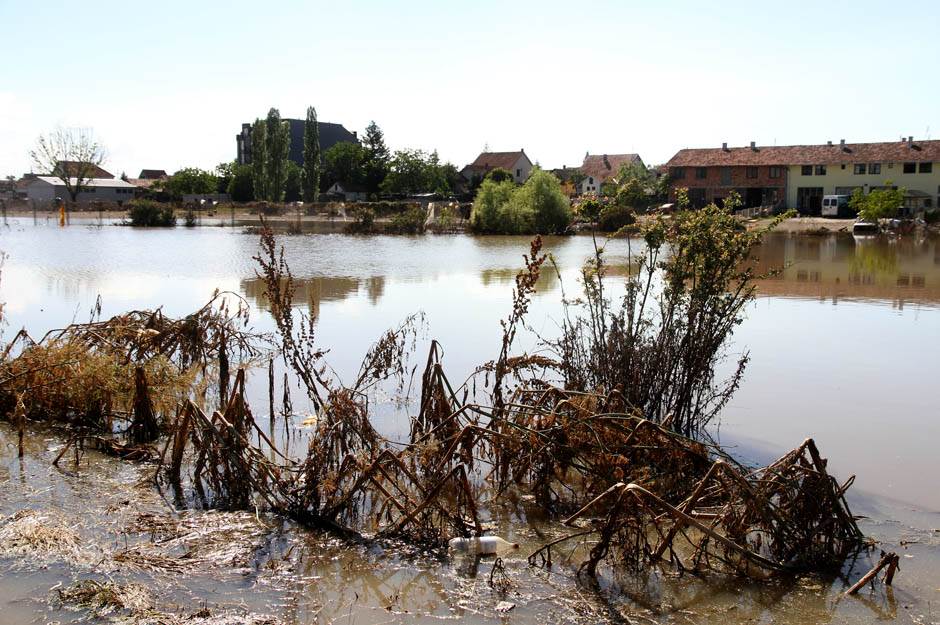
[2,0,939,177]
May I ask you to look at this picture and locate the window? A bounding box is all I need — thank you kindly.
[516,169,521,178]
[672,167,685,179]
[695,167,707,179]
[814,165,826,175]
[853,164,866,175]
[801,165,813,176]
[746,166,758,179]
[903,162,916,173]
[926,198,933,208]
[720,167,732,185]
[920,163,933,173]
[869,163,881,175]
[588,177,594,184]
[769,166,781,179]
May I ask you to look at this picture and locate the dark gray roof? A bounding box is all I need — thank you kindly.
[285,119,358,165]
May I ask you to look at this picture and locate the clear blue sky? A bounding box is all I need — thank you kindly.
[2,0,938,177]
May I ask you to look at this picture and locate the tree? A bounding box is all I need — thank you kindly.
[322,141,367,190]
[284,161,302,202]
[163,168,218,196]
[264,108,290,201]
[485,167,514,184]
[215,162,236,194]
[250,119,267,201]
[470,168,571,234]
[227,164,254,202]
[302,106,320,202]
[380,149,459,195]
[850,184,904,223]
[362,121,390,193]
[30,127,107,202]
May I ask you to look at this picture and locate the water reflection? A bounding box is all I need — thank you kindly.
[752,233,940,307]
[241,275,386,317]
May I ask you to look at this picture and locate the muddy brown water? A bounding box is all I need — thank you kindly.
[1,216,939,624]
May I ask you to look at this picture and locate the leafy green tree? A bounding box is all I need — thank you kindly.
[578,198,602,222]
[850,184,904,222]
[264,108,290,201]
[380,149,459,195]
[470,169,571,234]
[250,119,267,201]
[507,168,571,234]
[322,141,367,190]
[470,178,516,232]
[284,161,303,202]
[163,167,218,196]
[215,161,235,194]
[362,121,391,193]
[228,164,254,201]
[302,106,320,202]
[485,167,514,183]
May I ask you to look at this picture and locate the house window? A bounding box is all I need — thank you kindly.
[926,198,933,208]
[869,163,881,175]
[903,162,916,173]
[814,165,826,175]
[516,168,521,178]
[672,167,685,179]
[920,163,933,173]
[854,164,866,175]
[720,167,732,185]
[769,166,781,179]
[589,177,594,184]
[695,167,707,179]
[801,165,813,176]
[746,166,758,179]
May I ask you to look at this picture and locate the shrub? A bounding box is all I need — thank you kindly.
[127,200,175,227]
[387,206,427,234]
[597,205,636,232]
[923,209,939,224]
[470,170,571,234]
[345,207,375,234]
[484,167,514,183]
[470,179,516,233]
[576,198,602,222]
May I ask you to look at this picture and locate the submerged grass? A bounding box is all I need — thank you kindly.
[0,509,96,567]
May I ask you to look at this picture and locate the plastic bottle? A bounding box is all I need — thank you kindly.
[448,535,519,555]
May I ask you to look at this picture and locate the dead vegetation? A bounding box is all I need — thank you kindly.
[0,509,95,567]
[0,216,879,595]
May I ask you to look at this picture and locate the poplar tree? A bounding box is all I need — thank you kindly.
[264,108,290,201]
[302,106,320,202]
[362,120,390,193]
[250,119,267,201]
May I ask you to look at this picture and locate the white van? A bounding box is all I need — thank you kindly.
[821,194,851,218]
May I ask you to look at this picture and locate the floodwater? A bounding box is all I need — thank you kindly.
[1,215,939,624]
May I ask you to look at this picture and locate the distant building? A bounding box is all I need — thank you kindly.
[53,161,114,179]
[666,137,940,213]
[236,120,359,166]
[577,153,644,195]
[137,169,168,180]
[25,176,137,204]
[461,150,533,184]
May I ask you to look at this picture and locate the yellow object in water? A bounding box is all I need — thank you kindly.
[59,204,66,227]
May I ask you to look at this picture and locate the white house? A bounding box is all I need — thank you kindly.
[25,176,138,204]
[577,153,645,195]
[460,150,534,184]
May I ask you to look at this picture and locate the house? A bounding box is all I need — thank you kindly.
[236,120,358,166]
[461,150,533,185]
[129,169,168,190]
[550,166,583,197]
[25,176,137,204]
[326,181,368,202]
[53,161,114,179]
[666,138,940,214]
[577,153,644,195]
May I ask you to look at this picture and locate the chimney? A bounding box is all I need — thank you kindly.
[908,136,914,147]
[840,139,846,151]
[750,141,757,151]
[722,142,728,151]
[827,140,832,146]
[353,131,358,139]
[603,154,610,169]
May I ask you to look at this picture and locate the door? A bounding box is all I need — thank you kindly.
[796,187,823,215]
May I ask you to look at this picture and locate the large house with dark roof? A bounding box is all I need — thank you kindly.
[460,150,533,185]
[666,137,940,214]
[236,120,359,166]
[53,161,114,180]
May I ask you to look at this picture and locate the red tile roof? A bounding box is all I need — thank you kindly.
[666,140,940,167]
[54,161,114,179]
[580,154,643,182]
[465,151,529,171]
